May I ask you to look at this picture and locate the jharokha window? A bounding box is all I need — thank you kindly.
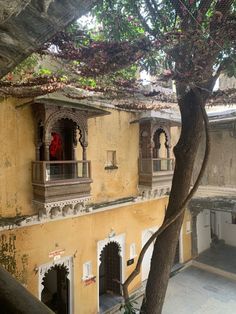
[152,128,171,171]
[138,120,175,194]
[31,93,109,215]
[31,102,92,207]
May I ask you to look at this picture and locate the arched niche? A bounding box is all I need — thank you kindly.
[99,241,122,296]
[33,104,88,161]
[152,126,171,159]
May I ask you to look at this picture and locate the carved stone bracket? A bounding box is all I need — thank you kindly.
[139,186,171,199]
[33,197,92,221]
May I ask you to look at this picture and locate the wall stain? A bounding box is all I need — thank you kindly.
[0,234,28,286]
[5,193,22,216]
[0,153,12,169]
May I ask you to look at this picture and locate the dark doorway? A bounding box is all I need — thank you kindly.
[99,242,121,296]
[41,264,70,314]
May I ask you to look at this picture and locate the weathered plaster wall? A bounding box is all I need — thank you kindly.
[0,100,140,217]
[87,109,139,202]
[0,198,167,314]
[0,98,194,312]
[193,127,236,187]
[0,98,35,217]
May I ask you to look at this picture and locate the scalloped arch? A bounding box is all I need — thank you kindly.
[99,241,122,261]
[44,109,88,145]
[152,125,171,148]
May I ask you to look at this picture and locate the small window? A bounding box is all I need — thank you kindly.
[232,213,236,224]
[83,261,92,280]
[105,150,118,170]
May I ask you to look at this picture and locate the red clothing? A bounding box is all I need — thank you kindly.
[50,132,63,160]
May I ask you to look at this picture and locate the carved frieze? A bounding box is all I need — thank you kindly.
[33,197,91,221]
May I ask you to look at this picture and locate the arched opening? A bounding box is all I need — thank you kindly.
[41,264,70,314]
[153,128,170,171]
[153,128,169,159]
[44,119,84,181]
[99,241,121,296]
[48,118,80,161]
[32,104,92,206]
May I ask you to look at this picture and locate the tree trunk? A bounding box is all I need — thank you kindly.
[140,89,205,314]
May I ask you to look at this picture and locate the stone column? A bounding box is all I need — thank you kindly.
[44,142,50,161]
[82,142,88,177]
[166,145,171,170]
[36,144,41,161]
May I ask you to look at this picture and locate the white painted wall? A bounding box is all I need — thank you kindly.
[197,210,211,254]
[141,226,159,281]
[219,212,236,247]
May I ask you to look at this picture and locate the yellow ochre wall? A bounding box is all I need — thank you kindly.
[87,109,139,202]
[0,98,35,217]
[0,197,167,314]
[0,99,140,217]
[181,209,192,263]
[0,97,192,313]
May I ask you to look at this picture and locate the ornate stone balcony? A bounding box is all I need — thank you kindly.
[139,158,174,196]
[32,160,92,217]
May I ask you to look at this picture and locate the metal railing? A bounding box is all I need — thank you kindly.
[32,160,91,184]
[139,158,175,174]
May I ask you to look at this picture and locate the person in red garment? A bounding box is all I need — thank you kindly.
[50,132,63,160]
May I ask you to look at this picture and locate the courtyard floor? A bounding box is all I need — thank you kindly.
[162,266,236,314]
[105,265,236,313]
[102,245,236,313]
[195,244,236,274]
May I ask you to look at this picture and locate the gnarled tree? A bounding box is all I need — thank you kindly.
[1,1,236,313]
[90,1,236,313]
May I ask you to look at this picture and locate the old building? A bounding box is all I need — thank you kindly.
[189,108,236,258]
[0,89,192,313]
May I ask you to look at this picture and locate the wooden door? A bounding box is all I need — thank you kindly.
[99,242,121,295]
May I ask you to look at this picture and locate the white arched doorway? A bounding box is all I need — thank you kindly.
[39,256,73,314]
[97,234,125,312]
[141,226,159,281]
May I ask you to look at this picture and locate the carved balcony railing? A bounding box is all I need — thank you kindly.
[139,158,175,191]
[140,158,175,174]
[32,160,92,204]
